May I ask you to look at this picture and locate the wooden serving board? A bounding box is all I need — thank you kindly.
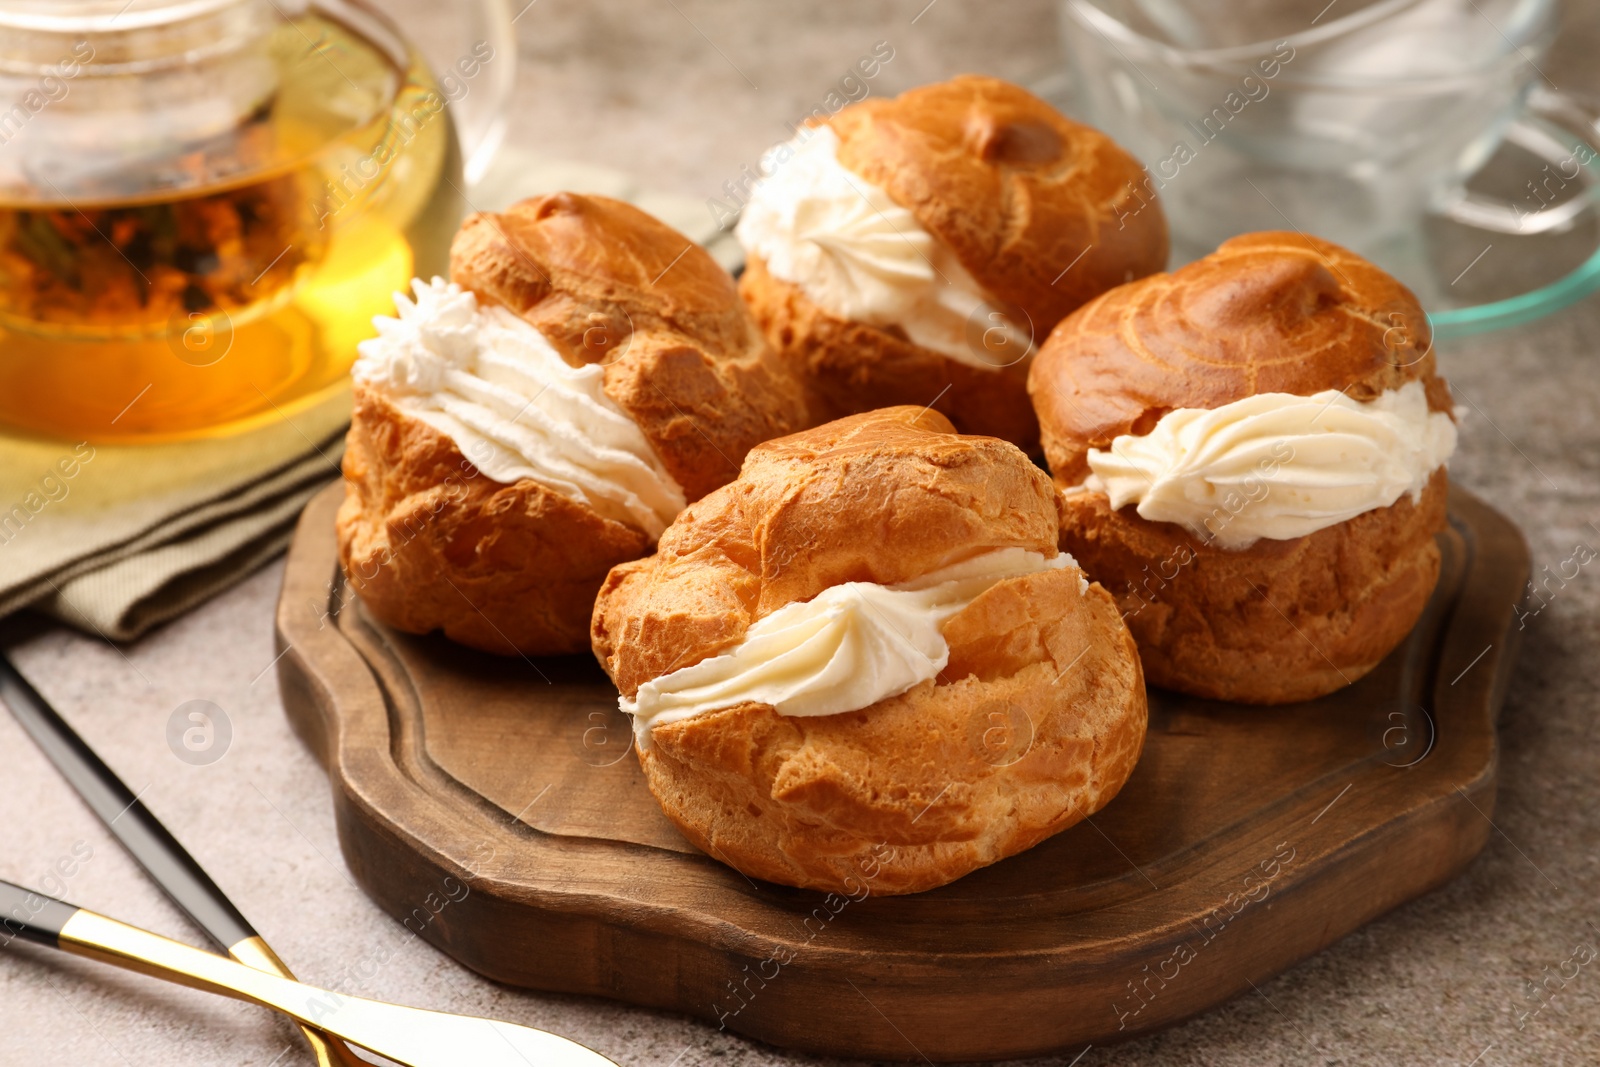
[275,482,1527,1062]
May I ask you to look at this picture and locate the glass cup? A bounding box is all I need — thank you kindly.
[0,0,515,442]
[1056,0,1600,328]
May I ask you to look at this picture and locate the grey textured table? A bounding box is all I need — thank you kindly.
[4,2,1599,1064]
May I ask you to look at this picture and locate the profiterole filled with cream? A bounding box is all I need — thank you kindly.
[623,547,1083,740]
[355,279,686,537]
[1029,231,1458,704]
[591,406,1147,895]
[736,75,1169,452]
[1080,381,1457,550]
[337,193,810,656]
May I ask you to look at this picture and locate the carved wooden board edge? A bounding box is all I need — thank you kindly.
[275,482,1530,1061]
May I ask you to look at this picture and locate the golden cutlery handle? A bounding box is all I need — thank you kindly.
[230,936,372,1067]
[0,658,370,1067]
[1,881,617,1067]
[59,911,334,1014]
[53,910,421,1064]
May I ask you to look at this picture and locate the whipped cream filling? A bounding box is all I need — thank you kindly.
[355,278,686,538]
[735,126,1031,371]
[1085,380,1457,550]
[623,547,1085,743]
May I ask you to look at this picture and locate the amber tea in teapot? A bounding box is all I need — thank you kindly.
[0,0,469,441]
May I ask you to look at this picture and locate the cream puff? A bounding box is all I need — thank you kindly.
[590,406,1147,895]
[735,75,1168,453]
[1028,232,1457,705]
[337,193,810,655]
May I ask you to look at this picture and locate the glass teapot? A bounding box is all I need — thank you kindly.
[0,0,515,441]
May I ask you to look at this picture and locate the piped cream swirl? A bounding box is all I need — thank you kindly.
[1084,380,1456,550]
[622,547,1084,743]
[355,278,686,538]
[735,126,1031,370]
